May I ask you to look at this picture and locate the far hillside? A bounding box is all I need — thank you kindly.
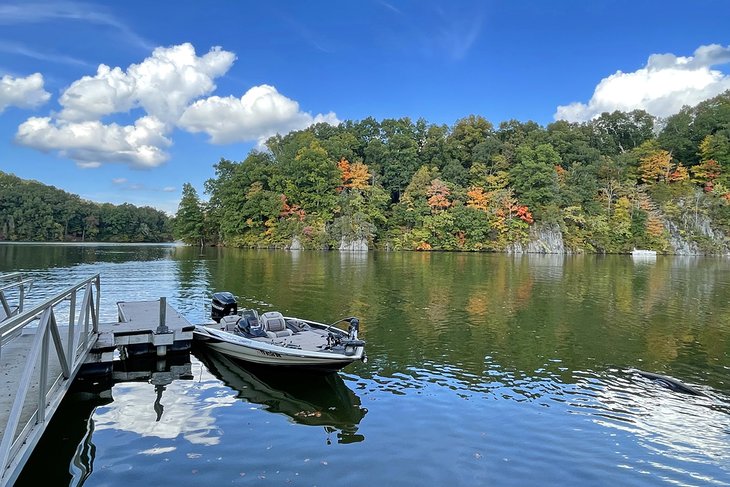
[176,90,730,254]
[0,171,173,243]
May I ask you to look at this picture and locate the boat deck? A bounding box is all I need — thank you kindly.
[253,328,331,350]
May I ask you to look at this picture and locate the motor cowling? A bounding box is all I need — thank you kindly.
[211,291,237,322]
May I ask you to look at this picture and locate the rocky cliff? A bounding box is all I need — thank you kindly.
[339,237,369,252]
[506,223,566,254]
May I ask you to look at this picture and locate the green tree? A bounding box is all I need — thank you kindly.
[175,183,205,246]
[589,110,655,155]
[278,140,340,217]
[509,144,560,209]
[0,170,170,242]
[381,132,420,202]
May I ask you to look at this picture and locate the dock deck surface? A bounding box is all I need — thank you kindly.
[0,329,67,447]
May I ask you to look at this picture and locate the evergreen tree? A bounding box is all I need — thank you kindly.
[175,183,205,246]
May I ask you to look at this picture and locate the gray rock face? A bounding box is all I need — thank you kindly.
[289,236,302,251]
[665,220,701,255]
[507,223,565,254]
[339,237,368,252]
[664,195,730,255]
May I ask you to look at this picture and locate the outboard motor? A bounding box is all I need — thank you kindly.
[211,291,237,323]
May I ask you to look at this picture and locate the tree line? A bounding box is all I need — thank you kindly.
[0,171,173,242]
[174,90,730,253]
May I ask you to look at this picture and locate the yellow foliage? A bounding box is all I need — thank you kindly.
[646,215,665,237]
[466,186,489,211]
[691,159,721,184]
[639,149,672,183]
[349,162,371,189]
[669,164,689,183]
[699,135,713,162]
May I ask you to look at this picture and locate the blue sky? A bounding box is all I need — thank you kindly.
[1,0,730,214]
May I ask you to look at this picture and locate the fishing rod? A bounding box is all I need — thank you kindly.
[324,316,360,339]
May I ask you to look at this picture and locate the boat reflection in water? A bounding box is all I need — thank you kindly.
[193,344,367,444]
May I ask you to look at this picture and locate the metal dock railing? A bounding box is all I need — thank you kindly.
[0,272,32,322]
[0,274,100,487]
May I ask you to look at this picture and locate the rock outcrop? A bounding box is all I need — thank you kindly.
[507,223,565,254]
[288,236,302,250]
[339,237,368,252]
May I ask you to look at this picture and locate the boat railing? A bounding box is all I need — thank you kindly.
[0,272,33,323]
[0,273,101,487]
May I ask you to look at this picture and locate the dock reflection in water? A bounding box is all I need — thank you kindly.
[192,344,367,444]
[15,353,195,487]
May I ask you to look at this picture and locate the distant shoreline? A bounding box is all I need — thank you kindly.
[0,241,182,246]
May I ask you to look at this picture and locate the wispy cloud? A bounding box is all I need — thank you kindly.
[112,181,176,193]
[432,5,484,61]
[0,40,93,67]
[376,0,485,61]
[280,15,335,53]
[378,1,402,14]
[0,1,153,51]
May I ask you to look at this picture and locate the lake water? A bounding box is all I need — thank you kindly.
[2,244,729,486]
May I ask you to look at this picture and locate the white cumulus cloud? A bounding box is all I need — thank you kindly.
[0,73,50,112]
[16,43,233,169]
[59,43,235,123]
[178,84,340,145]
[16,115,171,169]
[15,42,339,169]
[179,85,339,144]
[555,44,730,122]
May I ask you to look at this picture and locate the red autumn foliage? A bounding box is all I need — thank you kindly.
[280,194,306,221]
[516,205,534,224]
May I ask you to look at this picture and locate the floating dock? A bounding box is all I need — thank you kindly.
[0,273,194,487]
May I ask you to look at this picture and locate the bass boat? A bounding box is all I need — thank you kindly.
[193,292,366,373]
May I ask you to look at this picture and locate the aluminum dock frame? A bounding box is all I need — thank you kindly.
[0,274,193,487]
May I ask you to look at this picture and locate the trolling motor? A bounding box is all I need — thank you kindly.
[324,317,365,356]
[348,317,360,340]
[342,317,365,356]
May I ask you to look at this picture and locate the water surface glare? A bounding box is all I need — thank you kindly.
[3,244,729,486]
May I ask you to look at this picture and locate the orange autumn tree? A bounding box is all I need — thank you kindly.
[336,158,351,188]
[494,190,534,226]
[337,158,371,191]
[466,186,490,211]
[515,205,534,224]
[639,149,673,183]
[668,163,689,183]
[349,162,371,190]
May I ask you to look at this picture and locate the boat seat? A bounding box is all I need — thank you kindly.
[260,311,293,338]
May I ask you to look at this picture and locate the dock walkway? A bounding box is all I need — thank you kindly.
[0,274,193,487]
